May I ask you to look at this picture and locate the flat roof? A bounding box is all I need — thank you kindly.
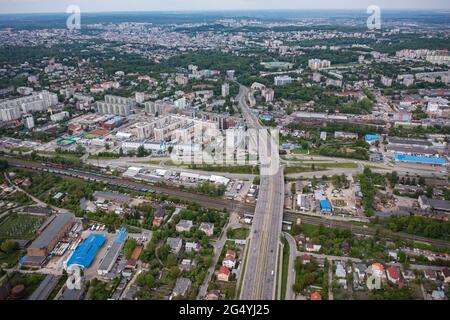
[29,214,73,251]
[389,137,432,147]
[394,154,448,165]
[28,274,60,300]
[320,199,332,211]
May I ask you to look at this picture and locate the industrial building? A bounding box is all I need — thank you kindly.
[66,234,106,269]
[393,154,448,166]
[25,214,74,265]
[97,228,128,276]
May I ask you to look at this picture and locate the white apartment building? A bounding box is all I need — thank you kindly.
[308,59,331,70]
[222,83,230,97]
[0,90,58,121]
[174,97,187,109]
[274,75,293,86]
[24,115,35,129]
[96,95,134,116]
[50,111,70,122]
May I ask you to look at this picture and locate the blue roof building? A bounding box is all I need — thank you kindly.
[320,199,332,214]
[66,234,106,269]
[365,134,380,143]
[394,154,448,166]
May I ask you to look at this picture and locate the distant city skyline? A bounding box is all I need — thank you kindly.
[0,0,449,14]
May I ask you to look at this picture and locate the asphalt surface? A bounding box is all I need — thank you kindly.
[237,85,285,300]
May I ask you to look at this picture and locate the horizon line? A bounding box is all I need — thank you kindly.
[1,8,449,15]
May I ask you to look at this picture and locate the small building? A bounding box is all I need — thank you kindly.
[218,266,231,282]
[306,243,322,253]
[222,250,236,269]
[402,270,415,281]
[319,199,332,214]
[176,220,193,233]
[335,262,346,279]
[310,292,322,300]
[172,277,191,298]
[199,222,214,236]
[386,266,401,285]
[365,134,380,144]
[167,237,182,255]
[185,241,200,253]
[424,269,438,281]
[354,263,367,282]
[441,268,450,283]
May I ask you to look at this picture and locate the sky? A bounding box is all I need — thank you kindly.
[0,0,449,14]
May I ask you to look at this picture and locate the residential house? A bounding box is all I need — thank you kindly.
[354,263,367,282]
[152,206,165,227]
[176,220,193,233]
[218,266,231,282]
[200,222,214,236]
[185,241,200,253]
[310,292,322,300]
[424,269,438,281]
[402,270,416,281]
[222,250,236,269]
[335,262,346,279]
[306,243,322,253]
[172,277,191,298]
[167,237,182,255]
[386,266,401,285]
[205,290,221,300]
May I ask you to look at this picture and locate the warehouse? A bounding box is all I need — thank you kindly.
[394,154,448,166]
[320,199,332,214]
[97,228,128,276]
[66,234,106,269]
[26,214,74,259]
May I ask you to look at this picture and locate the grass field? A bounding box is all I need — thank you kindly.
[0,214,45,241]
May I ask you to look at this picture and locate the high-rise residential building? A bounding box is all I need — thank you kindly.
[0,90,58,121]
[308,59,331,70]
[222,83,230,97]
[135,92,146,104]
[261,88,274,102]
[174,97,187,109]
[96,95,134,117]
[24,114,35,129]
[274,76,293,86]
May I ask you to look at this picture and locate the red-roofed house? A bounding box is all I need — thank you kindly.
[218,266,230,282]
[222,250,236,269]
[387,266,400,284]
[310,292,322,300]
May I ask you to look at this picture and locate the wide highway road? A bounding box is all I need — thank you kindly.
[237,85,285,300]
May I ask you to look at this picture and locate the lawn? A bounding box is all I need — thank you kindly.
[0,214,45,241]
[227,228,250,240]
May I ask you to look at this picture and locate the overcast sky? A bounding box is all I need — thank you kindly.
[0,0,449,14]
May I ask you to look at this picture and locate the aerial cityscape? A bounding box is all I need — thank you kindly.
[0,0,450,305]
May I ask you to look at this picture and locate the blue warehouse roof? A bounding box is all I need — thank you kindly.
[67,234,106,269]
